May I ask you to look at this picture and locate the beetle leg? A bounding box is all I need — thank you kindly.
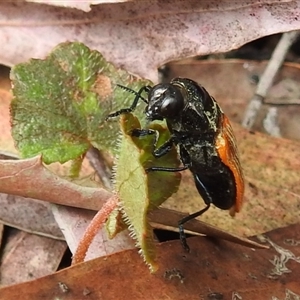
[146,165,189,173]
[178,204,211,252]
[132,128,171,157]
[148,137,190,172]
[132,128,174,157]
[132,128,189,173]
[178,174,213,251]
[152,138,175,158]
[106,85,150,120]
[131,128,156,137]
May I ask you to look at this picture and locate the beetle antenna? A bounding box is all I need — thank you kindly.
[117,84,150,104]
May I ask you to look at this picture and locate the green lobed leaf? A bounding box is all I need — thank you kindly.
[10,42,151,164]
[113,113,181,272]
[10,41,182,271]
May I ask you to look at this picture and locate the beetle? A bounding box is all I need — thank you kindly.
[106,77,244,251]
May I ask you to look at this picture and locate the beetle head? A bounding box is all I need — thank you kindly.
[145,84,185,121]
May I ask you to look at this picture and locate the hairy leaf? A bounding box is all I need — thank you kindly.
[10,42,151,164]
[113,113,181,271]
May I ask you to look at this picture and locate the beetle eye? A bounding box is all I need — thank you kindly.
[160,86,184,118]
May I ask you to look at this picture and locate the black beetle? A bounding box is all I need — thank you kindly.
[107,78,244,251]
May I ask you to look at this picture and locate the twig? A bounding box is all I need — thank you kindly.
[86,147,113,190]
[242,31,300,129]
[263,107,281,137]
[264,98,300,106]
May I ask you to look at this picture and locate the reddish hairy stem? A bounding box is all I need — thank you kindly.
[72,194,119,265]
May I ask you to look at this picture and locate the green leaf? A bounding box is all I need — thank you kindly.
[113,113,181,272]
[138,123,181,209]
[10,42,151,164]
[10,41,182,271]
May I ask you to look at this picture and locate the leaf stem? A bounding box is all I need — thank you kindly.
[72,194,119,264]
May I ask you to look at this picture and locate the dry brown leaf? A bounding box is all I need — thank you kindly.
[0,231,66,287]
[150,208,267,250]
[0,194,64,239]
[0,223,3,248]
[0,65,11,90]
[1,223,299,299]
[0,156,112,210]
[28,0,129,12]
[0,2,299,81]
[52,205,135,261]
[0,90,15,154]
